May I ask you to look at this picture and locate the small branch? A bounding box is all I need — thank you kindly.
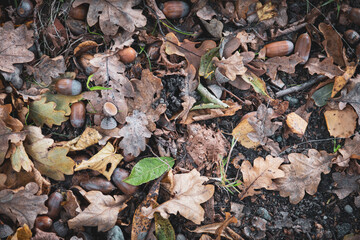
[275,75,327,98]
[33,4,43,57]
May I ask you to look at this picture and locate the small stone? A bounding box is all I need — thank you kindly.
[276,136,282,142]
[344,205,353,214]
[256,207,272,221]
[107,225,125,240]
[176,233,186,240]
[284,96,299,106]
[336,223,351,239]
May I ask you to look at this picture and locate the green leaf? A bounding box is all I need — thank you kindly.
[154,212,175,240]
[199,47,219,80]
[241,71,271,98]
[29,97,68,127]
[123,157,175,186]
[311,83,334,107]
[44,92,83,115]
[86,74,111,91]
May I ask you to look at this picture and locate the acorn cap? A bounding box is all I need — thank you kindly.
[103,102,117,116]
[100,117,117,130]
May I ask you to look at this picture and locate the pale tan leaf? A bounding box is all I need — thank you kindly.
[213,52,247,81]
[59,127,102,151]
[232,112,260,149]
[75,142,123,180]
[10,142,33,172]
[304,57,344,79]
[142,169,214,224]
[324,106,357,138]
[334,133,360,167]
[286,112,308,135]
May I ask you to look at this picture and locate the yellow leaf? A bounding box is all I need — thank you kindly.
[44,92,83,115]
[286,112,308,135]
[75,142,123,180]
[324,106,358,138]
[256,2,277,21]
[60,127,102,151]
[232,112,260,148]
[9,224,32,240]
[11,142,34,172]
[241,71,271,99]
[331,63,357,97]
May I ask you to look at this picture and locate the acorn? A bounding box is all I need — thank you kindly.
[46,192,63,219]
[349,8,360,26]
[162,1,190,19]
[264,40,294,58]
[35,216,53,231]
[69,4,88,21]
[80,177,116,194]
[79,54,98,75]
[344,30,360,45]
[294,33,311,64]
[100,116,117,130]
[118,47,137,64]
[112,168,138,195]
[70,102,86,128]
[103,102,117,117]
[17,0,33,18]
[55,79,82,95]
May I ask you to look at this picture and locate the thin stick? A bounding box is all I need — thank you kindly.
[275,75,327,98]
[32,3,43,57]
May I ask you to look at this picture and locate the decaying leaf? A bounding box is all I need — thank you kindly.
[213,52,247,81]
[10,224,32,240]
[331,172,360,199]
[265,54,303,80]
[75,142,123,181]
[304,57,344,79]
[232,112,260,149]
[256,2,277,21]
[324,106,357,138]
[238,156,285,200]
[334,133,360,167]
[286,112,308,135]
[68,190,128,232]
[142,169,214,224]
[73,0,146,35]
[58,127,102,151]
[0,182,48,229]
[29,97,68,128]
[339,82,360,124]
[331,63,357,97]
[318,23,345,67]
[241,71,271,98]
[44,92,83,116]
[0,22,34,73]
[275,149,333,204]
[119,110,152,157]
[186,124,229,171]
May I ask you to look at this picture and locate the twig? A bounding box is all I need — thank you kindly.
[32,3,43,57]
[275,75,327,98]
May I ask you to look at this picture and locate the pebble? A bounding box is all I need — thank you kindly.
[284,96,299,106]
[256,207,272,221]
[107,226,125,240]
[344,205,353,214]
[336,223,351,239]
[176,233,187,240]
[276,136,282,142]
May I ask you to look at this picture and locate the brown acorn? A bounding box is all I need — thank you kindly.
[69,4,88,21]
[112,168,138,195]
[295,33,311,63]
[264,40,294,58]
[80,177,116,194]
[118,47,137,64]
[344,30,360,45]
[55,79,82,95]
[17,0,33,18]
[162,1,190,19]
[349,8,360,26]
[79,54,98,75]
[46,192,63,219]
[70,102,86,128]
[35,216,53,231]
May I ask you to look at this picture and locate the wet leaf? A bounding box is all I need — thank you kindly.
[0,182,47,229]
[75,142,123,181]
[331,172,360,199]
[324,106,357,138]
[44,92,83,115]
[154,212,176,240]
[238,156,285,200]
[124,157,175,186]
[142,169,214,224]
[68,190,127,232]
[319,23,345,67]
[311,83,333,107]
[29,97,68,127]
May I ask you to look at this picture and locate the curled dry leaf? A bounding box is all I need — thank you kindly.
[73,0,146,35]
[75,142,123,181]
[213,51,247,81]
[275,149,333,204]
[331,63,356,97]
[264,54,303,80]
[304,57,344,79]
[0,182,48,229]
[286,112,308,135]
[68,190,128,232]
[238,155,285,200]
[0,22,34,73]
[331,172,360,199]
[0,121,26,165]
[57,127,102,151]
[334,133,360,167]
[324,106,357,138]
[142,169,215,224]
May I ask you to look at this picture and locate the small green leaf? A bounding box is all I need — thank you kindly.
[86,74,111,91]
[199,47,219,80]
[311,83,334,107]
[241,71,271,98]
[123,157,175,186]
[155,212,175,240]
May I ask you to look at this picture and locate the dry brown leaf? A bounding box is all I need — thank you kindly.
[127,69,166,131]
[74,142,123,181]
[331,63,357,97]
[32,229,61,240]
[275,149,333,204]
[26,55,66,86]
[318,23,345,67]
[236,0,257,19]
[0,182,47,229]
[238,156,285,200]
[68,190,128,232]
[73,0,146,35]
[331,172,360,199]
[334,133,360,167]
[265,54,303,80]
[324,106,357,138]
[63,190,81,218]
[213,52,247,81]
[119,110,152,157]
[10,224,32,240]
[232,112,260,149]
[178,64,198,123]
[339,82,360,124]
[286,112,308,135]
[186,124,229,172]
[58,127,102,151]
[0,22,34,73]
[304,57,344,79]
[110,31,136,51]
[142,169,215,224]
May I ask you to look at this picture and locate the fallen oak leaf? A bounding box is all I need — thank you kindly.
[331,63,357,97]
[43,92,83,116]
[10,224,32,239]
[213,51,247,81]
[10,141,33,172]
[264,53,303,80]
[338,82,360,124]
[56,127,102,151]
[75,142,123,181]
[324,105,357,138]
[68,190,128,232]
[304,57,344,79]
[334,133,360,167]
[142,169,214,225]
[331,172,360,199]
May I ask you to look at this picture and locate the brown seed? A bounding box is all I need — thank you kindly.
[349,8,360,26]
[35,216,53,231]
[17,0,33,18]
[295,33,311,64]
[80,177,116,194]
[69,4,88,21]
[344,30,360,45]
[118,47,137,64]
[47,192,63,219]
[55,79,82,95]
[100,116,117,130]
[103,102,118,117]
[79,54,98,75]
[70,102,86,128]
[162,1,190,19]
[112,168,138,195]
[264,40,294,58]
